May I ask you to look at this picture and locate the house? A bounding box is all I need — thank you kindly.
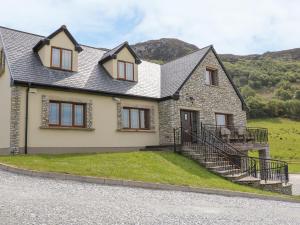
[0,25,247,154]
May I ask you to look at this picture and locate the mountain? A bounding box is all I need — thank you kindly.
[132,38,300,64]
[131,38,199,64]
[132,38,300,119]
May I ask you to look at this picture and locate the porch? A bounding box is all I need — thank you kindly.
[203,124,269,152]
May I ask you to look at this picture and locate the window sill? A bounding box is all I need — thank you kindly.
[116,78,136,83]
[50,66,74,72]
[40,126,95,131]
[205,84,220,88]
[117,129,156,133]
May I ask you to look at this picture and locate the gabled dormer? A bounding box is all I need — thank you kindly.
[99,42,141,82]
[33,25,82,72]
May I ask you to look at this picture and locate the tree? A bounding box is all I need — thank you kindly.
[295,90,300,100]
[285,100,300,119]
[241,86,256,99]
[266,100,286,117]
[246,97,267,118]
[275,88,293,100]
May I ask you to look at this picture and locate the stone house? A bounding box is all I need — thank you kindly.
[0,25,247,154]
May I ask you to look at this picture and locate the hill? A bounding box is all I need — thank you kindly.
[132,39,300,119]
[131,38,198,64]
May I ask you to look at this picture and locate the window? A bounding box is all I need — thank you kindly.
[122,107,149,129]
[49,101,86,127]
[51,47,72,71]
[117,61,134,81]
[215,113,233,127]
[205,68,218,86]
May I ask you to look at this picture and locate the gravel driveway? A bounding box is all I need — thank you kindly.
[0,170,299,225]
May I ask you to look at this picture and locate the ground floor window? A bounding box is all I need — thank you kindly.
[215,113,233,127]
[122,107,149,129]
[49,101,86,127]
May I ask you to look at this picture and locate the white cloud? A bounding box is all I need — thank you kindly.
[0,0,299,54]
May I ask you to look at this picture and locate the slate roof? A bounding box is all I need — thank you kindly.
[161,46,211,97]
[99,41,141,64]
[0,26,245,108]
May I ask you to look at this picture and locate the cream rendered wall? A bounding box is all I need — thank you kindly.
[0,62,11,151]
[19,89,159,149]
[38,31,78,71]
[103,59,114,78]
[103,47,138,81]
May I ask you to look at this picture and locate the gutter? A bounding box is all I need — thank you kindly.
[13,80,159,102]
[24,84,30,154]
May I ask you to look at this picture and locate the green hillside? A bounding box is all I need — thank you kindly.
[248,118,300,173]
[221,57,300,119]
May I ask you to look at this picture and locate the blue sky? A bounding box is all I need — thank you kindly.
[0,0,299,54]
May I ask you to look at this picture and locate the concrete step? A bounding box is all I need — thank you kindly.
[235,176,261,187]
[214,168,242,176]
[207,165,239,171]
[225,172,248,181]
[203,161,234,168]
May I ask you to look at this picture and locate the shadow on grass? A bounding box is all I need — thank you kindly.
[153,151,221,180]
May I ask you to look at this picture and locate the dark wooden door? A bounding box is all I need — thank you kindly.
[180,110,197,143]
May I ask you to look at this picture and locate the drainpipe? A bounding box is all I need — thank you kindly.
[24,84,30,154]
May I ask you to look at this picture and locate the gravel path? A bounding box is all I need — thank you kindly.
[290,174,300,195]
[0,170,299,225]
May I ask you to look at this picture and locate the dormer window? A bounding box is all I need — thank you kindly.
[117,60,134,81]
[51,47,72,71]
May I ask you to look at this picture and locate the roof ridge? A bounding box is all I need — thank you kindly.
[0,25,45,38]
[0,25,110,52]
[162,45,213,65]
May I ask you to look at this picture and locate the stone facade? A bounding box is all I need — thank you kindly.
[159,50,247,145]
[10,86,21,154]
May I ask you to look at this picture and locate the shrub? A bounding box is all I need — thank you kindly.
[285,100,300,119]
[241,85,256,99]
[246,97,267,118]
[295,90,300,100]
[275,88,293,100]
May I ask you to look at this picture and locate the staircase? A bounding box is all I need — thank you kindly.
[173,124,292,195]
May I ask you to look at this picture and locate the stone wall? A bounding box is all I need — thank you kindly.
[10,86,21,154]
[159,49,247,145]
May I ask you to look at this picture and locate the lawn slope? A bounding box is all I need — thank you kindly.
[0,151,275,195]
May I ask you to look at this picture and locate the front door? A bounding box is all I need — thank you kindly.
[180,110,198,143]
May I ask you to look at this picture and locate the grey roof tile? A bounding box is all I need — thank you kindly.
[0,27,211,99]
[160,46,211,97]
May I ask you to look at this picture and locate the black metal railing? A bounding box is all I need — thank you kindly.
[203,124,268,144]
[174,124,288,183]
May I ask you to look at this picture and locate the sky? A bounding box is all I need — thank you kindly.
[0,0,299,55]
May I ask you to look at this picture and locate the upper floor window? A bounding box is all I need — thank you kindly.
[205,68,218,86]
[51,47,72,71]
[117,61,134,81]
[122,107,149,130]
[49,101,85,127]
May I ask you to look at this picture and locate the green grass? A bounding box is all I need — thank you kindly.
[248,118,300,173]
[0,151,286,196]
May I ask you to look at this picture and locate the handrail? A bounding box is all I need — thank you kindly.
[203,124,268,144]
[174,124,289,183]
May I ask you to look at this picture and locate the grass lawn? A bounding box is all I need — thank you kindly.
[248,118,300,173]
[0,151,288,197]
